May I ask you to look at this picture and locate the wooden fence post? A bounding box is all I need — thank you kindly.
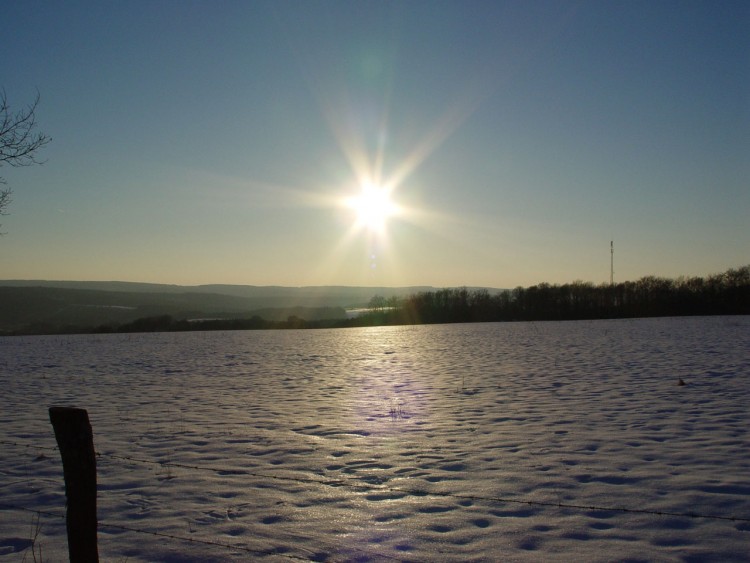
[49,406,99,563]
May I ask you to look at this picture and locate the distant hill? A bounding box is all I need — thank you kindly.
[0,281,484,334]
[0,280,437,306]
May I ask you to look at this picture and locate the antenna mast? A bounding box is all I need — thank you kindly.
[610,240,614,286]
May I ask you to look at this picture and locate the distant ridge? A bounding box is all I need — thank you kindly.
[0,280,187,293]
[0,281,499,334]
[0,280,509,334]
[0,280,447,303]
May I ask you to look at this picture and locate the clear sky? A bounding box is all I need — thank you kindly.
[2,1,748,288]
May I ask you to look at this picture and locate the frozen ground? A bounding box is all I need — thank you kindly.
[1,316,749,561]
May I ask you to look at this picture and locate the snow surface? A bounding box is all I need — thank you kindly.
[1,316,749,562]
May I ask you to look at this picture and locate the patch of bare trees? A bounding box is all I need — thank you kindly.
[355,265,750,325]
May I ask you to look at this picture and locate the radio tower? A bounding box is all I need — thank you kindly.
[610,241,614,286]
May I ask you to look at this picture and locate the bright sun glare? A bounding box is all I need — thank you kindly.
[345,182,398,233]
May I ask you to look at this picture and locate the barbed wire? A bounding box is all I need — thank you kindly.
[93,454,746,525]
[0,501,400,562]
[96,520,321,561]
[3,437,749,524]
[0,439,58,452]
[93,449,750,524]
[0,503,64,520]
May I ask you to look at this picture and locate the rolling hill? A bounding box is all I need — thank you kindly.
[0,281,441,333]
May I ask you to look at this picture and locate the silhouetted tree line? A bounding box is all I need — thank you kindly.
[350,265,750,326]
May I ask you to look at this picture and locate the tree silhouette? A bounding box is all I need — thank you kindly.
[1,90,51,231]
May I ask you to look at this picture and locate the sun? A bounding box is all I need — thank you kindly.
[345,181,398,233]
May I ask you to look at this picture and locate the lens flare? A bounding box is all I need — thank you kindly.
[345,181,398,233]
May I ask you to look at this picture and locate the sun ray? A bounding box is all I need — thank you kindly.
[385,87,488,194]
[281,28,496,284]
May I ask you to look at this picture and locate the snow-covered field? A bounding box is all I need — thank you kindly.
[1,316,749,562]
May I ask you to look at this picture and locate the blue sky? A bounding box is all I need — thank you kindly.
[2,1,748,288]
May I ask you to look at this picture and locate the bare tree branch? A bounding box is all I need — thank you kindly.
[0,89,51,231]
